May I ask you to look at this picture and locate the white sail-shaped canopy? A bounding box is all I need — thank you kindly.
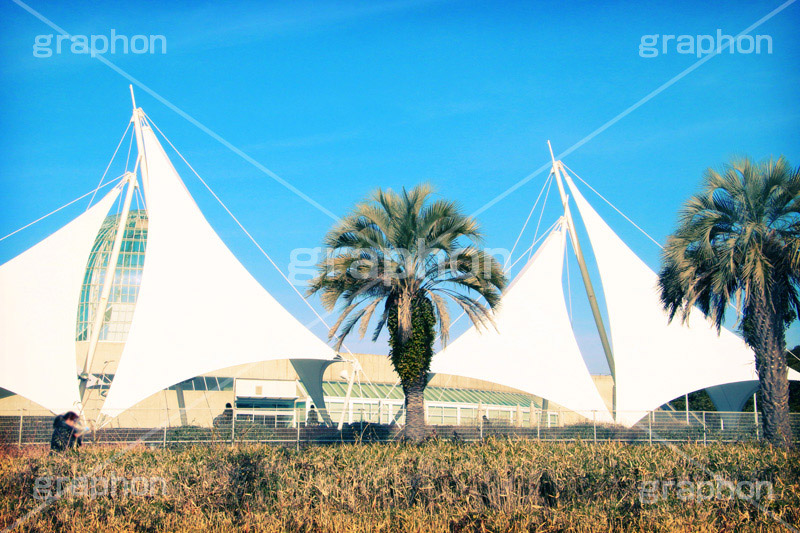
[100,121,336,416]
[431,222,612,421]
[0,187,122,414]
[563,173,763,426]
[705,381,760,412]
[705,367,800,411]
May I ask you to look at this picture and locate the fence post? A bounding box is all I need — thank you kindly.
[536,409,540,440]
[753,393,759,442]
[162,404,169,448]
[754,413,759,442]
[593,411,597,444]
[18,408,23,448]
[296,408,301,451]
[684,393,689,425]
[702,411,707,446]
[230,409,236,445]
[648,411,652,445]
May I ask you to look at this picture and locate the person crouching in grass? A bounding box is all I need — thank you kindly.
[50,411,88,452]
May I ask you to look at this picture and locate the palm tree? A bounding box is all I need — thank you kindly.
[659,156,800,447]
[307,184,506,440]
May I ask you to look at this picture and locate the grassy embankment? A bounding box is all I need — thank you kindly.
[0,440,798,532]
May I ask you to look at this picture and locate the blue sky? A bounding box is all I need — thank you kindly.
[1,0,798,373]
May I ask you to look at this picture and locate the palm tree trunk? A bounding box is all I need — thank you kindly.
[749,293,793,448]
[397,290,413,344]
[402,377,427,441]
[388,294,434,441]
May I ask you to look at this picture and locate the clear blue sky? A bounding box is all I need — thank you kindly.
[1,0,798,373]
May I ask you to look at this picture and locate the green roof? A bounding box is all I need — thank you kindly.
[322,381,538,408]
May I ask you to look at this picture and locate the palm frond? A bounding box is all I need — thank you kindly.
[659,155,800,336]
[307,183,508,355]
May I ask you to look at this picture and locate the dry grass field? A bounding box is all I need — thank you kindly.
[0,440,798,532]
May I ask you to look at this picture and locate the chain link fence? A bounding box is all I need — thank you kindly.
[1,407,797,448]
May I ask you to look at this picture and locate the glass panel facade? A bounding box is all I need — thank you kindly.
[168,377,235,392]
[76,210,148,342]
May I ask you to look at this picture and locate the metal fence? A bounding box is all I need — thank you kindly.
[1,407,798,448]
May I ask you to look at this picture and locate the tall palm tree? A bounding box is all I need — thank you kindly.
[307,184,506,440]
[659,156,800,447]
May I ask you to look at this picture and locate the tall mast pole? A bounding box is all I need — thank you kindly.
[547,142,617,392]
[79,170,137,401]
[79,88,145,407]
[130,85,150,196]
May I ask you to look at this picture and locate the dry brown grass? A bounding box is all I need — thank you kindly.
[0,439,797,532]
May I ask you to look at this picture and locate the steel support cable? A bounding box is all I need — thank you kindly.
[0,176,124,243]
[87,122,132,209]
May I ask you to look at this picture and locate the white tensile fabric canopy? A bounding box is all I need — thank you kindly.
[562,172,773,426]
[705,381,761,412]
[0,187,122,414]
[4,111,799,425]
[431,222,613,421]
[100,123,336,416]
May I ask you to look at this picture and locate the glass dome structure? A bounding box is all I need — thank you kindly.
[76,210,148,342]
